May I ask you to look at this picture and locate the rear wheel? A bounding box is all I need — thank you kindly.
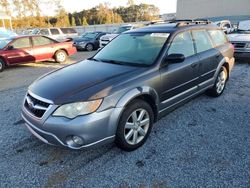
[207,66,228,97]
[55,50,68,63]
[115,99,154,151]
[0,59,6,72]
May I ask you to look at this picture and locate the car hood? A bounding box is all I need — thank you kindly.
[227,33,250,42]
[73,37,91,43]
[101,34,119,40]
[29,60,140,104]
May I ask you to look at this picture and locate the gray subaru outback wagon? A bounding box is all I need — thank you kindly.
[22,20,235,151]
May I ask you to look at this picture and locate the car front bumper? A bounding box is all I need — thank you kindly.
[21,99,122,149]
[74,44,86,50]
[234,51,250,60]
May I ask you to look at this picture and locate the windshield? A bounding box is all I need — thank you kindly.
[82,33,98,39]
[93,32,170,66]
[114,26,132,34]
[0,39,11,49]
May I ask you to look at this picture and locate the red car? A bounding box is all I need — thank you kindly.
[0,35,77,72]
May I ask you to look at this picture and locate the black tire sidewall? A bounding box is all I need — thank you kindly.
[55,50,67,63]
[115,99,154,151]
[86,43,94,51]
[0,59,5,72]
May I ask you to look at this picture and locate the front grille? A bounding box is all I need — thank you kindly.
[24,94,50,118]
[232,42,246,48]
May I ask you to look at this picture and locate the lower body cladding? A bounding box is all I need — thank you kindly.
[21,106,123,149]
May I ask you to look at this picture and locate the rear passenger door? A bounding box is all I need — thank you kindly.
[191,30,219,88]
[31,36,56,61]
[160,31,200,108]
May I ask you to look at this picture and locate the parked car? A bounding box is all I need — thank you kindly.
[22,21,234,151]
[214,20,234,34]
[0,28,17,40]
[228,20,250,61]
[99,25,136,48]
[32,27,78,41]
[0,35,76,72]
[73,31,107,51]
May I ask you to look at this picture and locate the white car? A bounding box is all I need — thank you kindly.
[99,25,136,48]
[228,20,250,61]
[32,27,78,41]
[214,20,234,34]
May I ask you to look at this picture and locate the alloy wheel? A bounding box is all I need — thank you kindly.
[57,52,66,62]
[124,108,150,145]
[216,69,227,94]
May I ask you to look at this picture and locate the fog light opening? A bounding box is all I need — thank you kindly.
[72,136,84,146]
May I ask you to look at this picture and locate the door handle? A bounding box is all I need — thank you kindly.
[191,63,198,68]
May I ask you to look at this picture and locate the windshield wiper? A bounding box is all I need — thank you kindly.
[88,57,102,62]
[100,59,126,65]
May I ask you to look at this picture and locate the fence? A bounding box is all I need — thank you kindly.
[15,21,151,35]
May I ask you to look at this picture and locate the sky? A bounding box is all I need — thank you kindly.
[60,0,177,14]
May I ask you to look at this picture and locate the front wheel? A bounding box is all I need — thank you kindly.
[55,50,68,63]
[115,99,154,151]
[207,66,228,97]
[86,43,94,51]
[0,59,5,72]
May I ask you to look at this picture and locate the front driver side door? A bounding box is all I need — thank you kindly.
[6,37,34,65]
[160,31,200,110]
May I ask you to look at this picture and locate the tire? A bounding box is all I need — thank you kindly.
[55,50,68,63]
[206,66,228,97]
[86,43,94,51]
[115,99,154,151]
[0,59,6,72]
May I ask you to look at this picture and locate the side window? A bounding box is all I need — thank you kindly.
[60,28,77,34]
[192,30,213,53]
[12,38,31,49]
[39,29,49,35]
[208,30,228,47]
[168,31,195,58]
[33,36,54,46]
[50,29,60,35]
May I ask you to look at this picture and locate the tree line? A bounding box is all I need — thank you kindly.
[0,0,160,29]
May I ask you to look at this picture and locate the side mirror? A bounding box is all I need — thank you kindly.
[7,45,14,50]
[164,53,185,64]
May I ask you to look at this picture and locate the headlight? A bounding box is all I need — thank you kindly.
[53,99,102,119]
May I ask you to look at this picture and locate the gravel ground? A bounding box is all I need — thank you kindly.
[0,52,250,188]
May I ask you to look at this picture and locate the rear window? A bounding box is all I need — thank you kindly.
[33,36,54,46]
[60,28,77,34]
[208,30,227,47]
[192,30,213,53]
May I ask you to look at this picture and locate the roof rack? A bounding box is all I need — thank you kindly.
[170,19,212,27]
